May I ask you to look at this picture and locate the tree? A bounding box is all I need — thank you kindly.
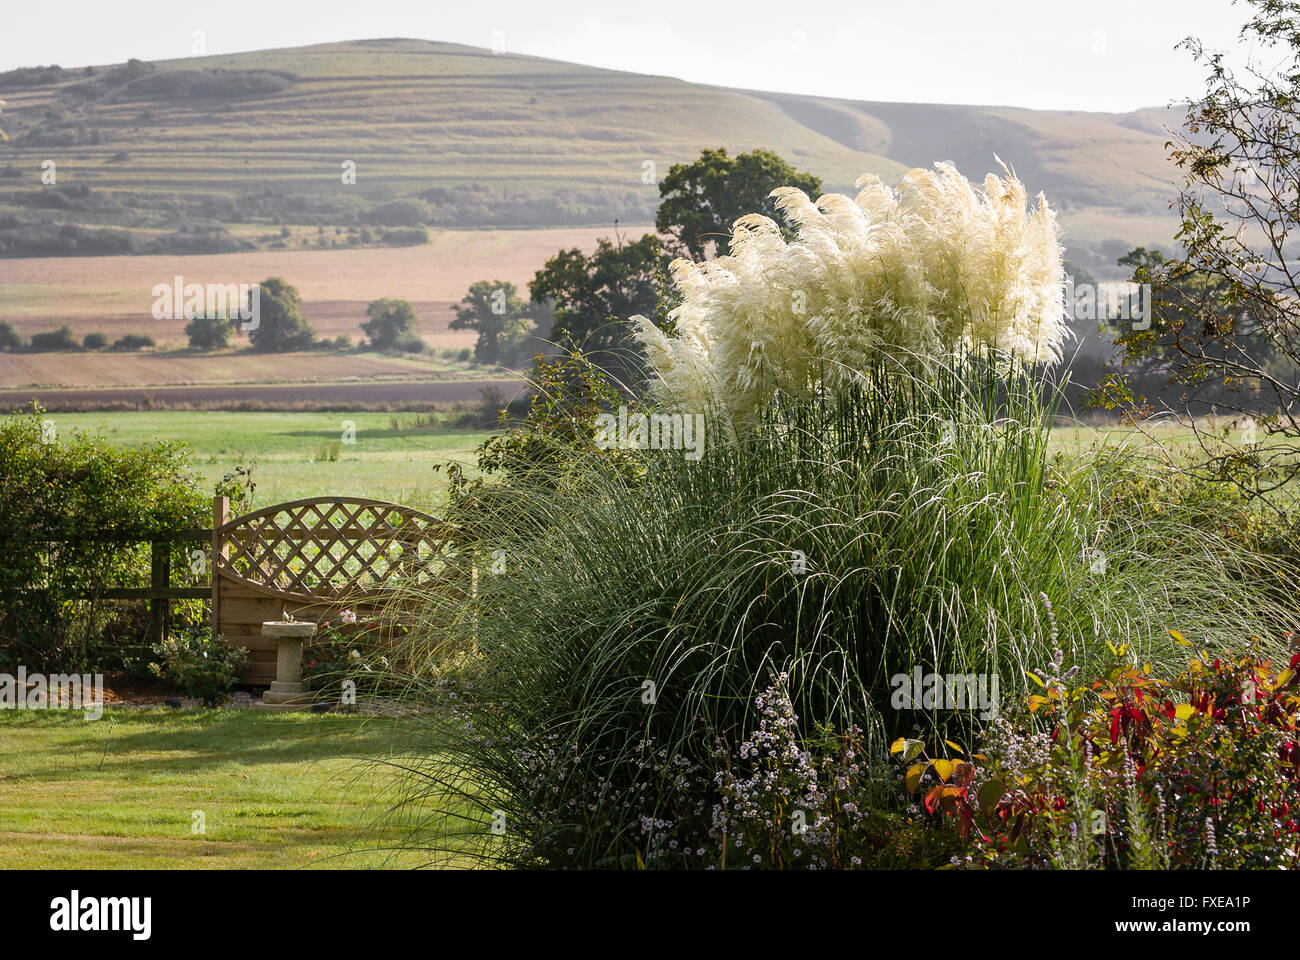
[82,332,108,350]
[656,147,823,259]
[451,281,534,365]
[1111,0,1300,494]
[528,233,671,380]
[0,321,22,351]
[111,334,154,351]
[362,298,423,352]
[29,327,79,351]
[184,314,233,351]
[247,277,315,353]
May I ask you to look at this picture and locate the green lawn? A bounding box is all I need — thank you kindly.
[0,708,462,869]
[35,411,496,510]
[1048,418,1293,458]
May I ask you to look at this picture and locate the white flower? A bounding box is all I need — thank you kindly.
[340,609,357,624]
[632,160,1066,432]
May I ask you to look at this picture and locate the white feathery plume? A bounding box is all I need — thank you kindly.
[631,160,1067,432]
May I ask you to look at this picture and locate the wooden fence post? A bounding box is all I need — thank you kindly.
[212,496,229,641]
[148,539,169,645]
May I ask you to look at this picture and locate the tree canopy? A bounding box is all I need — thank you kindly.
[363,298,423,352]
[450,281,534,365]
[247,276,315,353]
[655,147,823,259]
[528,233,671,381]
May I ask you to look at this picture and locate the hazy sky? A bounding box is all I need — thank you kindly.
[1,0,1263,111]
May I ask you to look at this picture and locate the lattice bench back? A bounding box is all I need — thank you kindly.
[210,496,460,683]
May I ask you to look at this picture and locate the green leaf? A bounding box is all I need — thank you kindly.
[978,778,1006,815]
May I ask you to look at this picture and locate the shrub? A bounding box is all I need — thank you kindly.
[0,403,206,671]
[447,351,635,495]
[111,333,155,351]
[0,320,21,350]
[29,326,79,351]
[82,331,109,350]
[148,628,248,707]
[928,637,1300,869]
[184,314,233,350]
[365,199,429,227]
[378,226,429,247]
[121,68,295,101]
[301,614,408,701]
[313,440,341,463]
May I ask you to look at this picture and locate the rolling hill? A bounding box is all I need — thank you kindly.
[0,37,1183,277]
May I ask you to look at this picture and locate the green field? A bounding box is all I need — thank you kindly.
[36,410,496,510]
[19,409,1283,512]
[0,709,451,868]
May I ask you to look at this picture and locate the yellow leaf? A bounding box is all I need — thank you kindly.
[1174,703,1196,720]
[906,762,928,795]
[943,740,965,755]
[1168,628,1189,646]
[891,737,926,761]
[1025,671,1046,689]
[932,758,955,783]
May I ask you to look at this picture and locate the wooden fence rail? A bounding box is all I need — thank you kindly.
[10,528,212,645]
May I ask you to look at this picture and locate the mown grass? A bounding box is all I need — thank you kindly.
[0,708,464,868]
[17,411,496,509]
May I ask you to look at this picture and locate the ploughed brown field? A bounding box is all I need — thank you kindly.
[0,224,650,347]
[0,350,451,388]
[0,377,525,412]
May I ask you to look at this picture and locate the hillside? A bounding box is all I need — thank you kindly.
[0,38,1182,275]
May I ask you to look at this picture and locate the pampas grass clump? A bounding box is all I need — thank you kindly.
[633,161,1066,431]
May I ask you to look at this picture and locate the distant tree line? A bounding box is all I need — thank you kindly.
[6,147,827,373]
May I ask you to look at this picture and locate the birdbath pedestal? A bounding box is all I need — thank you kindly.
[258,621,316,710]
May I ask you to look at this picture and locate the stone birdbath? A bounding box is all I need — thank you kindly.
[257,620,317,710]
